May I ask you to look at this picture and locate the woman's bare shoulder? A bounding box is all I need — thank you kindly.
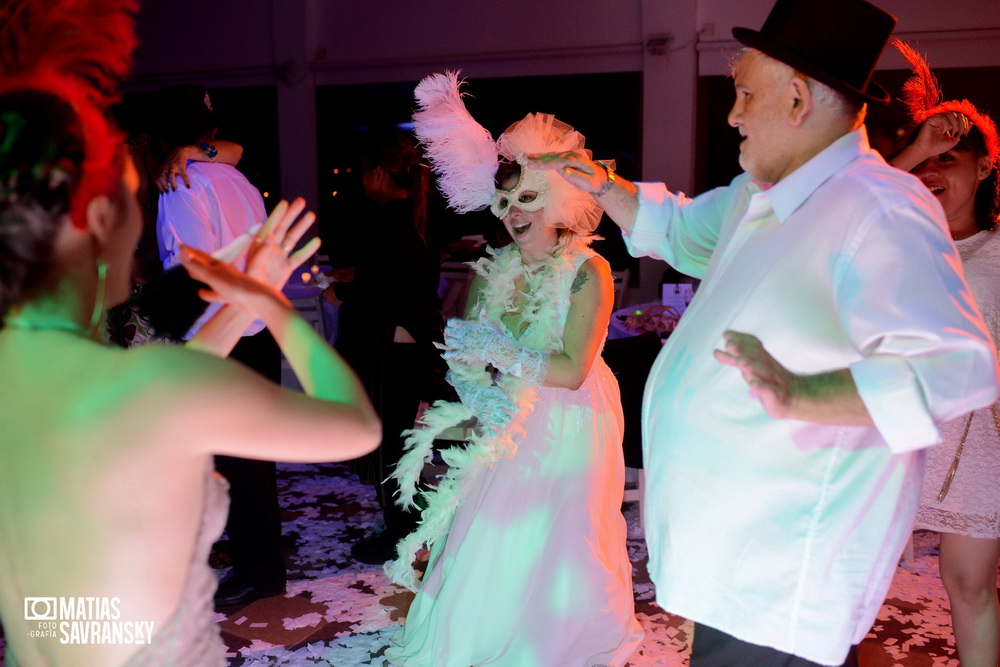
[124,342,235,374]
[579,253,611,276]
[571,255,612,295]
[113,343,245,398]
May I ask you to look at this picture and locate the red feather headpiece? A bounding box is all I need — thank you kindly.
[894,39,1000,166]
[0,0,138,228]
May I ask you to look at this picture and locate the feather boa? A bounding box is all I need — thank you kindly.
[384,238,596,591]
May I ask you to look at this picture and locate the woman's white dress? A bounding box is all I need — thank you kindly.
[916,229,1000,539]
[385,240,643,666]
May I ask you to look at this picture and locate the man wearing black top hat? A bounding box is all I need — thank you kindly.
[530,0,999,664]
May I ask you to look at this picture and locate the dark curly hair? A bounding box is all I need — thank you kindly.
[0,90,88,318]
[150,84,216,150]
[957,125,1000,230]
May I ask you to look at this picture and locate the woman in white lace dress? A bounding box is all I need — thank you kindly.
[384,73,643,667]
[891,42,1000,666]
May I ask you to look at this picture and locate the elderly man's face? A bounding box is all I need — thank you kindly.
[728,51,795,184]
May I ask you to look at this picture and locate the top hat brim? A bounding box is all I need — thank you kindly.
[733,27,889,105]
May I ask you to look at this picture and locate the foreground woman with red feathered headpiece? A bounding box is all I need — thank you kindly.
[0,2,379,665]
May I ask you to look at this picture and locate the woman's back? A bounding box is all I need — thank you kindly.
[0,331,228,666]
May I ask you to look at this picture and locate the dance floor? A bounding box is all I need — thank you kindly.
[0,461,975,665]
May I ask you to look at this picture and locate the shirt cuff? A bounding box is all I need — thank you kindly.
[623,182,675,258]
[850,355,941,453]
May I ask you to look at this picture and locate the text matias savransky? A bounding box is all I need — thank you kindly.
[24,596,155,645]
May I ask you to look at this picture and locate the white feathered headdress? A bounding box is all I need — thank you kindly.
[412,71,498,213]
[412,71,606,235]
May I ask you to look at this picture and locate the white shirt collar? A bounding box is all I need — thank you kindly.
[765,126,871,223]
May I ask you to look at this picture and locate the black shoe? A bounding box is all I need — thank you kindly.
[213,576,285,608]
[351,531,403,565]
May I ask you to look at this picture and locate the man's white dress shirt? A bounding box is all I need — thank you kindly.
[156,162,266,339]
[625,128,999,664]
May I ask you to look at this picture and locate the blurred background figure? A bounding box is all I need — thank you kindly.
[107,89,244,347]
[323,128,444,564]
[151,83,288,608]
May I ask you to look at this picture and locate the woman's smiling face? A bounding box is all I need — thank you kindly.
[496,168,559,256]
[912,145,991,229]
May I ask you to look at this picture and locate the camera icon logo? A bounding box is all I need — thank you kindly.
[24,597,57,621]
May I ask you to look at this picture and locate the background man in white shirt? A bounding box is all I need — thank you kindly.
[155,85,287,608]
[529,0,1000,664]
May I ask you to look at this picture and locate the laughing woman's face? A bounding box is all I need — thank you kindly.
[500,189,559,257]
[494,166,559,258]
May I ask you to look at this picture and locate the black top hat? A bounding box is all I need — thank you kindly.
[732,0,896,105]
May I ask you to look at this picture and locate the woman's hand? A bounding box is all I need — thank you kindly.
[892,111,972,172]
[178,245,290,314]
[155,145,199,192]
[155,140,244,192]
[443,315,550,385]
[441,316,499,366]
[188,198,319,295]
[913,112,970,158]
[182,199,320,358]
[447,370,515,436]
[243,198,321,292]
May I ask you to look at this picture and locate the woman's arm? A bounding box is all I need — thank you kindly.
[541,256,615,389]
[156,139,244,192]
[177,245,380,461]
[443,256,615,390]
[890,112,969,172]
[187,199,319,357]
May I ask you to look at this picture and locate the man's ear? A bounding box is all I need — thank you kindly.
[788,77,813,128]
[85,194,115,249]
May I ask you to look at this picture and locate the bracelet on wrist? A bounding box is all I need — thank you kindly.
[593,160,616,197]
[199,142,219,160]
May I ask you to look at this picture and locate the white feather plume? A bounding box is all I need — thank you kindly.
[412,71,498,213]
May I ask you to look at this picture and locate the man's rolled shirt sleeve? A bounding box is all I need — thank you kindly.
[840,203,1000,452]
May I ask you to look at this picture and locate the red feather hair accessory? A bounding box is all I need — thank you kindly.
[894,39,1000,166]
[0,0,139,228]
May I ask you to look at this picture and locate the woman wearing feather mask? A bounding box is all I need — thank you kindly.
[891,42,1000,666]
[0,2,379,665]
[384,72,643,666]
